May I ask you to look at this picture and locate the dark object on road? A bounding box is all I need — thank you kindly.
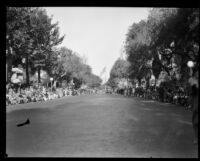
[17,118,30,127]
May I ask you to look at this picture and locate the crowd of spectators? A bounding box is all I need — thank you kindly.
[6,83,98,106]
[115,84,190,108]
[132,85,190,108]
[164,87,190,107]
[6,81,191,109]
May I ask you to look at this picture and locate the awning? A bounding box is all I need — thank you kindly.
[12,68,23,73]
[11,73,24,84]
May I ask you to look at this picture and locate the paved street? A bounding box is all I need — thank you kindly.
[6,94,198,158]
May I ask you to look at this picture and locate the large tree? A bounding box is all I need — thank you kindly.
[125,20,152,85]
[27,8,64,84]
[6,7,33,83]
[125,8,199,88]
[109,58,130,87]
[147,8,199,86]
[51,47,102,88]
[6,7,65,85]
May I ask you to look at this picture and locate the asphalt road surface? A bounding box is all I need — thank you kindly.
[6,94,198,158]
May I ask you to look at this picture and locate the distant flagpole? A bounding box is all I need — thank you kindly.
[100,67,106,84]
[100,67,106,76]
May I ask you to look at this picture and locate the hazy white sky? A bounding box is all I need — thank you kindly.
[44,7,149,82]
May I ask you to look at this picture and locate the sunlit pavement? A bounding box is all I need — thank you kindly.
[6,94,198,158]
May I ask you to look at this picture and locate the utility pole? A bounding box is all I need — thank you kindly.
[6,63,7,83]
[105,74,107,91]
[100,67,106,84]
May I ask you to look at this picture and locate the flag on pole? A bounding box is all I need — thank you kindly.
[100,67,106,77]
[102,67,106,74]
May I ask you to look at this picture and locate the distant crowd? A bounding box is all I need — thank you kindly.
[6,83,98,106]
[6,82,191,109]
[134,86,190,107]
[111,85,191,108]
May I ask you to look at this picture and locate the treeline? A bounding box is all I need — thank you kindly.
[125,8,199,88]
[108,8,199,89]
[6,7,102,88]
[52,47,102,89]
[107,58,130,88]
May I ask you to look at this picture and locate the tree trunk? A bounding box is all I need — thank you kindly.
[6,63,7,83]
[53,80,57,87]
[25,55,29,86]
[38,66,41,83]
[146,78,150,89]
[154,78,157,88]
[138,79,141,86]
[7,55,12,83]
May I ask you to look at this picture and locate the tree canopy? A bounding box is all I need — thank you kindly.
[125,8,199,87]
[108,58,130,87]
[50,47,102,88]
[6,7,102,89]
[6,7,65,84]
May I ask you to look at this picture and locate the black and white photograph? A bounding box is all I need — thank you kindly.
[5,7,199,158]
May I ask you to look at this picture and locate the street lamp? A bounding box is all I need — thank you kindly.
[187,61,194,76]
[22,58,26,64]
[50,77,53,92]
[187,61,194,68]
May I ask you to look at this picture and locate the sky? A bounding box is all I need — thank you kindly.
[44,7,149,83]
